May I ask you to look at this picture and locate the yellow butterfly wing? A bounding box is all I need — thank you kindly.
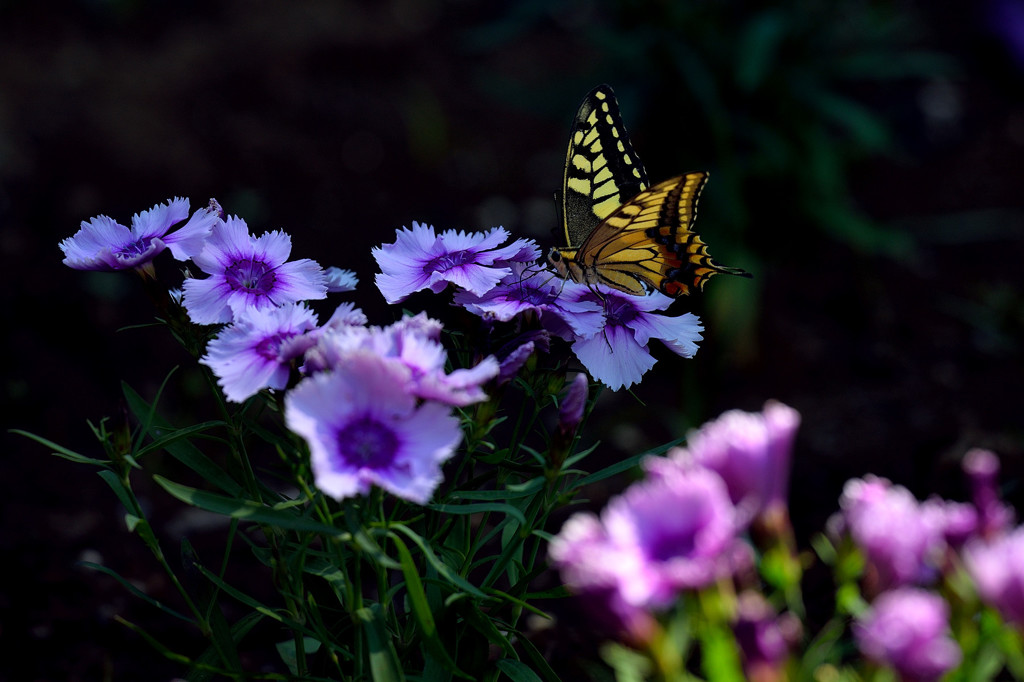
[573,173,749,297]
[559,85,648,248]
[548,85,749,297]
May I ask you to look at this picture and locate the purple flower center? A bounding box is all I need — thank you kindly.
[424,249,474,273]
[603,296,639,326]
[116,238,151,258]
[644,520,699,561]
[512,283,556,306]
[255,333,288,361]
[226,258,277,295]
[336,415,399,468]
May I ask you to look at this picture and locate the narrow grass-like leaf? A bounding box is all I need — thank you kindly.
[96,469,135,513]
[355,606,405,682]
[570,453,646,489]
[392,536,470,679]
[154,475,340,535]
[79,561,193,622]
[699,623,745,682]
[390,525,486,598]
[188,611,265,682]
[181,539,243,674]
[496,658,543,682]
[484,587,548,619]
[459,602,516,657]
[428,502,526,525]
[122,383,243,496]
[446,487,536,502]
[135,420,226,457]
[122,374,173,453]
[11,430,109,466]
[514,636,562,682]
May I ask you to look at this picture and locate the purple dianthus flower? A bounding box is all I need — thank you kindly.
[854,588,961,682]
[840,476,946,590]
[658,401,799,522]
[551,466,743,612]
[302,313,497,406]
[285,353,462,504]
[964,526,1024,626]
[454,263,604,340]
[964,448,1014,538]
[733,592,791,678]
[324,266,359,293]
[60,197,217,271]
[200,303,319,402]
[567,287,703,391]
[372,222,538,303]
[182,216,327,324]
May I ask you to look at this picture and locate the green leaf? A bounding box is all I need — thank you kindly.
[459,602,516,658]
[570,452,647,489]
[276,637,323,676]
[303,556,348,593]
[446,487,538,502]
[796,617,847,676]
[355,606,405,682]
[153,475,339,535]
[187,611,264,682]
[389,526,486,598]
[122,373,174,453]
[393,536,470,678]
[495,658,542,682]
[428,502,526,525]
[96,469,135,512]
[805,88,891,151]
[699,623,745,682]
[600,642,652,682]
[810,532,837,565]
[78,561,192,622]
[514,636,562,682]
[10,429,109,466]
[122,383,242,496]
[736,10,787,92]
[181,539,242,674]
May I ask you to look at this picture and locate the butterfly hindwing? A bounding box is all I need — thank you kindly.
[561,85,649,248]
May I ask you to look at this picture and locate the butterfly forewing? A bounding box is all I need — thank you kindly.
[561,85,649,248]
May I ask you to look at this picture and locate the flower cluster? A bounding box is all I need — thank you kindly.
[551,399,1024,682]
[549,402,795,656]
[373,222,704,390]
[61,199,498,504]
[832,448,1024,681]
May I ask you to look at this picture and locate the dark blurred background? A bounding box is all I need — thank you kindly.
[2,0,1023,679]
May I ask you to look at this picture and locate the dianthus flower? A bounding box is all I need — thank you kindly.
[60,197,217,271]
[182,216,327,324]
[372,223,538,303]
[657,401,799,522]
[302,313,498,407]
[963,448,1014,538]
[839,476,946,589]
[566,287,704,391]
[285,352,462,504]
[854,588,961,682]
[550,466,743,612]
[324,266,359,293]
[964,526,1024,626]
[200,303,319,402]
[453,263,604,340]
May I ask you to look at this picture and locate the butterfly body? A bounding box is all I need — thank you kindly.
[548,85,749,297]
